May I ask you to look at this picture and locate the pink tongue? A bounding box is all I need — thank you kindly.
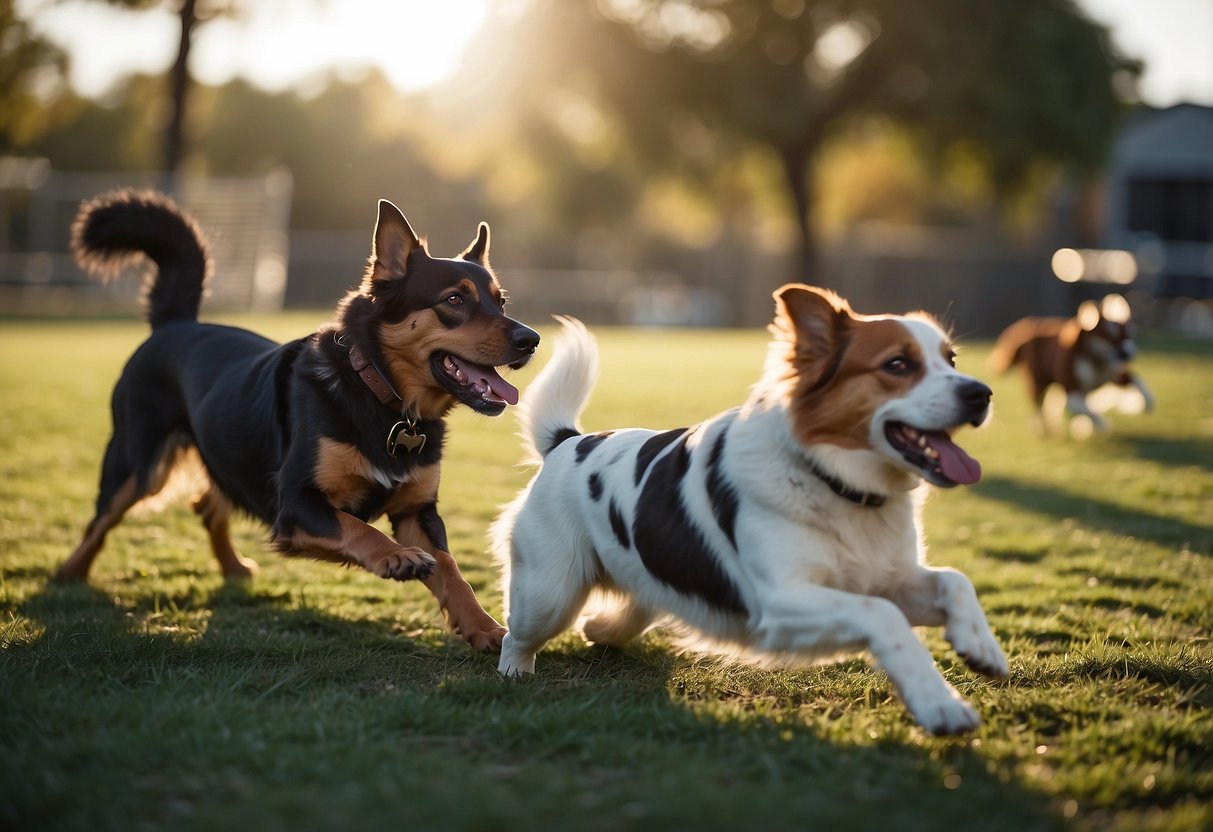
[924,431,982,485]
[452,357,519,406]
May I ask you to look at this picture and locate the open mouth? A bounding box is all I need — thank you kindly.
[884,422,982,487]
[431,352,519,416]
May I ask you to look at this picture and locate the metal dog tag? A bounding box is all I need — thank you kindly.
[387,420,427,456]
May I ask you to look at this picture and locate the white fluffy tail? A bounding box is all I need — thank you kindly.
[517,316,599,463]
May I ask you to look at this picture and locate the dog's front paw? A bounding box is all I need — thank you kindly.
[373,546,436,581]
[947,622,1009,679]
[906,691,981,735]
[464,625,507,654]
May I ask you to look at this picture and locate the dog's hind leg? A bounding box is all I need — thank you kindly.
[55,472,139,583]
[55,431,180,583]
[582,595,657,647]
[498,543,594,676]
[192,487,258,579]
[1028,376,1056,436]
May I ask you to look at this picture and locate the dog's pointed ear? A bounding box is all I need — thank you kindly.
[771,284,854,386]
[460,221,490,265]
[365,199,424,287]
[1078,299,1102,332]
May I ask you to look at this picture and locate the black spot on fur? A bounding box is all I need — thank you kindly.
[634,427,688,486]
[545,426,580,456]
[705,428,738,549]
[575,431,614,464]
[418,502,449,551]
[632,434,747,615]
[588,472,603,501]
[608,499,630,549]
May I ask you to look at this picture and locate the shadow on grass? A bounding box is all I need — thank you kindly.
[1108,434,1213,470]
[973,474,1211,553]
[4,577,1072,832]
[1137,333,1213,357]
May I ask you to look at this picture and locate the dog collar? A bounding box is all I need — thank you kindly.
[803,458,887,508]
[345,340,404,409]
[340,337,429,456]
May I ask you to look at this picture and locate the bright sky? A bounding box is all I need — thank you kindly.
[15,0,1213,106]
[1080,0,1213,106]
[18,0,491,97]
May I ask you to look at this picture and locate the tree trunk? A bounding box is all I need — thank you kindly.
[778,143,825,288]
[163,0,198,191]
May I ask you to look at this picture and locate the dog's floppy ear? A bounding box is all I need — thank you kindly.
[460,221,490,265]
[771,284,854,387]
[366,199,424,287]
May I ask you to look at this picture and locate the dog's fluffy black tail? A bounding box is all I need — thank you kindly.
[516,316,599,463]
[71,189,211,329]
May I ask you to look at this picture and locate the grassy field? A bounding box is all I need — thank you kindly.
[1,312,1210,832]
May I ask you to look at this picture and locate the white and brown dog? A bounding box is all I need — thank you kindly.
[990,293,1154,436]
[492,285,1008,734]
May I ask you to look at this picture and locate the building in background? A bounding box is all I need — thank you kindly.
[1102,103,1213,301]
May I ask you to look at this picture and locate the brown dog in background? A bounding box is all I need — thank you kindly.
[990,293,1154,435]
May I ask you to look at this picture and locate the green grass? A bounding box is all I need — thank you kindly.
[1,313,1210,832]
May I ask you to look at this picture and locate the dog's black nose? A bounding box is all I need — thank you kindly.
[959,380,992,424]
[959,380,992,409]
[511,325,540,353]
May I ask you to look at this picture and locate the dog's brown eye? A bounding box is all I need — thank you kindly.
[883,356,916,375]
[445,294,463,307]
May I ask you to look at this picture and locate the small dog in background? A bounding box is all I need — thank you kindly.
[493,286,1008,735]
[990,293,1154,436]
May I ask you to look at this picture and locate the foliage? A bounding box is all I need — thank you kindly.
[0,1,68,146]
[3,0,1140,266]
[1,315,1210,831]
[452,0,1140,274]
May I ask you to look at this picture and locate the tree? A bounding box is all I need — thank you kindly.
[80,0,233,185]
[458,0,1139,283]
[0,3,68,147]
[164,0,199,180]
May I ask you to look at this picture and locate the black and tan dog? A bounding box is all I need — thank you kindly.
[55,189,538,653]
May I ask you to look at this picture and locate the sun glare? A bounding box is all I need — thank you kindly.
[21,0,490,98]
[193,0,490,93]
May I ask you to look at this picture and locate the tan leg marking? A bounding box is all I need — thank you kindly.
[314,438,374,511]
[425,551,506,654]
[192,488,258,578]
[286,512,435,581]
[389,471,506,654]
[55,477,139,583]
